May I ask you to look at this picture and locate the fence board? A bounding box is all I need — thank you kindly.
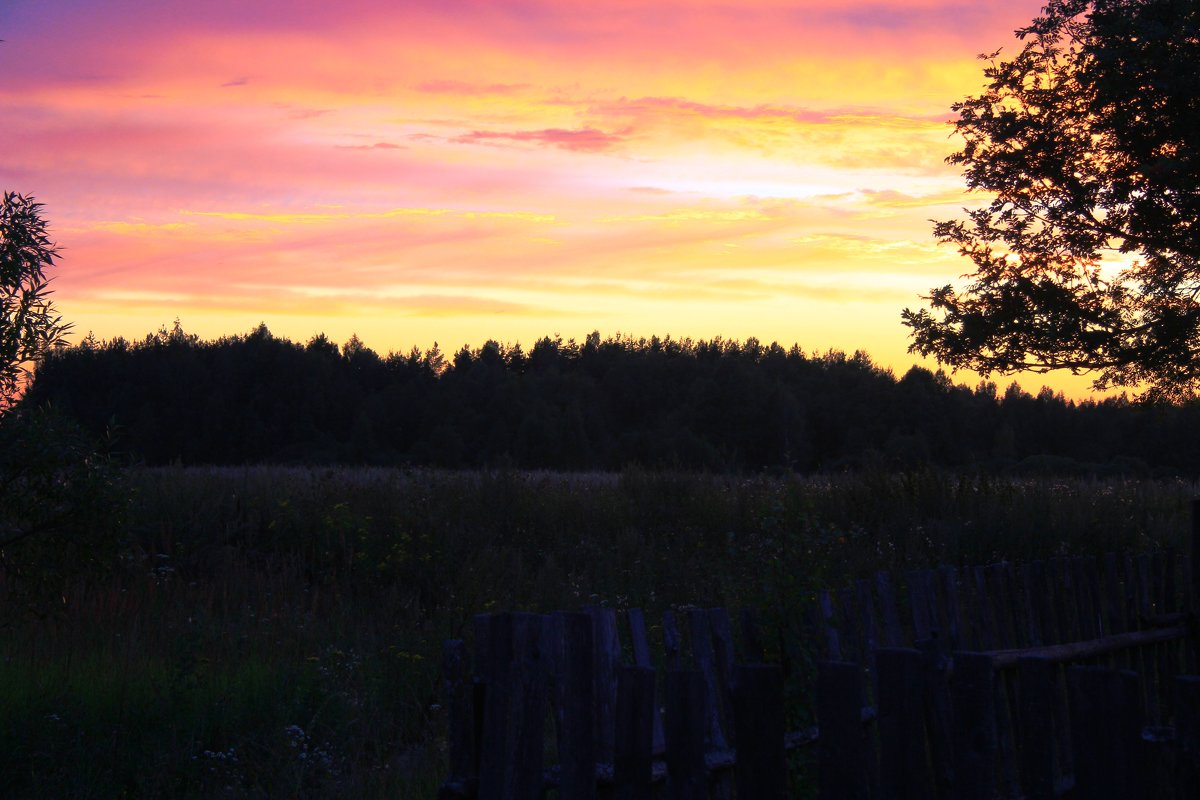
[733,664,787,800]
[971,566,997,652]
[1068,666,1143,800]
[839,585,866,666]
[662,610,682,671]
[918,639,954,795]
[818,660,871,800]
[478,613,547,800]
[877,648,932,799]
[876,571,904,648]
[951,652,996,800]
[625,608,665,756]
[987,564,1018,649]
[939,566,963,652]
[1016,656,1055,800]
[614,666,655,800]
[1051,559,1081,646]
[1028,560,1059,647]
[558,613,596,800]
[688,607,729,754]
[589,607,620,767]
[665,670,708,800]
[1018,563,1043,648]
[818,590,843,662]
[1102,553,1127,637]
[909,569,935,645]
[1072,558,1099,641]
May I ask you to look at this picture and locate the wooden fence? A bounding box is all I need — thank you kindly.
[438,504,1200,799]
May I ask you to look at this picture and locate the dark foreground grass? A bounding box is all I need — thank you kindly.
[0,467,1192,797]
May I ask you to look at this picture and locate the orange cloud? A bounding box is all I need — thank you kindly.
[455,127,628,153]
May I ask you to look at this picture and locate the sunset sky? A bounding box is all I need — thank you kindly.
[4,0,1106,396]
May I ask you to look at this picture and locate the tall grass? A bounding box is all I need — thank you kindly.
[0,467,1192,797]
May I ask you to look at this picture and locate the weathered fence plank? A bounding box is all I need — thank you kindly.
[478,613,547,800]
[1016,656,1055,800]
[688,607,730,755]
[876,571,904,648]
[818,590,843,662]
[665,669,708,800]
[708,607,738,745]
[877,647,932,799]
[733,663,787,800]
[909,569,936,645]
[939,566,963,652]
[951,652,996,800]
[662,610,682,671]
[614,665,656,800]
[589,607,620,768]
[818,660,871,800]
[558,612,596,800]
[971,566,998,652]
[918,639,954,795]
[838,584,865,665]
[1068,666,1143,800]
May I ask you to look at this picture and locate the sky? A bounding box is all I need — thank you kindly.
[4,0,1108,397]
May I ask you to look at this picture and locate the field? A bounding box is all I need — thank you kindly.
[0,467,1193,798]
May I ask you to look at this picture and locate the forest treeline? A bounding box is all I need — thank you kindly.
[22,323,1200,474]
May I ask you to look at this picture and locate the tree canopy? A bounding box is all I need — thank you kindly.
[903,0,1200,401]
[0,192,70,409]
[26,323,1200,475]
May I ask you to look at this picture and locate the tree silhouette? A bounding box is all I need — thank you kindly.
[904,0,1200,400]
[0,193,70,409]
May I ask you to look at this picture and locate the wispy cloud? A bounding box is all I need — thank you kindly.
[455,127,627,153]
[416,79,530,95]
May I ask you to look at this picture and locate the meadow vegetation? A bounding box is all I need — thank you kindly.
[0,465,1192,798]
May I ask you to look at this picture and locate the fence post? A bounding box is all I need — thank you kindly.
[477,613,548,800]
[918,639,954,794]
[665,669,708,800]
[732,663,787,800]
[876,647,932,800]
[817,660,870,800]
[626,608,666,754]
[1017,656,1055,800]
[614,665,656,800]
[951,652,996,800]
[588,607,620,769]
[557,612,596,800]
[1068,666,1142,800]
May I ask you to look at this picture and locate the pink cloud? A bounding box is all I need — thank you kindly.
[455,127,627,153]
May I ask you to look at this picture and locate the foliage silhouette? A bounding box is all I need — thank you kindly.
[0,192,70,409]
[904,0,1200,400]
[22,323,1200,474]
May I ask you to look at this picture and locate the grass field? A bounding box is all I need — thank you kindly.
[0,467,1192,798]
